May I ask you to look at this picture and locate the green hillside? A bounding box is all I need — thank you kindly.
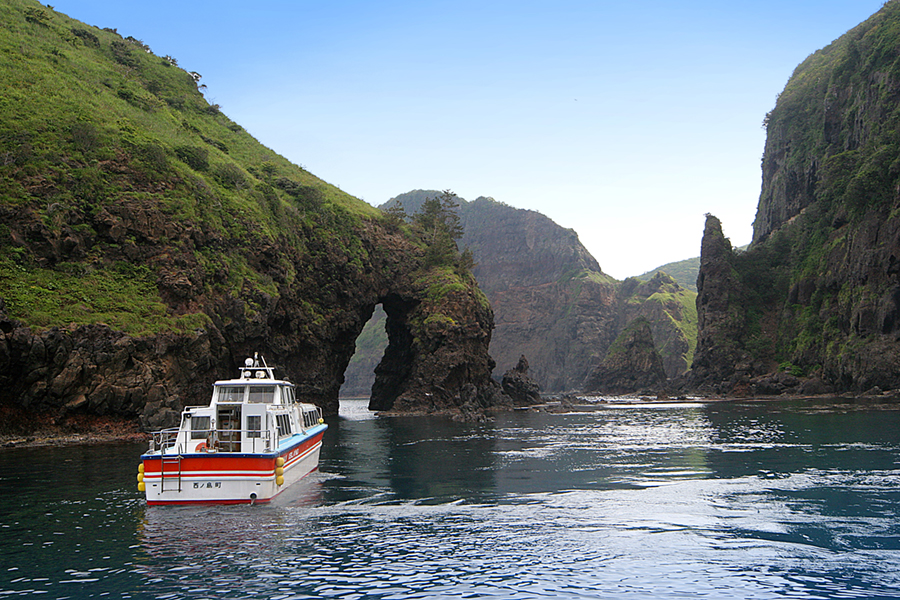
[0,0,376,334]
[636,257,700,292]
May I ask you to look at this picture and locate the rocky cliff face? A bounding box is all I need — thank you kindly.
[686,215,756,394]
[692,3,900,394]
[376,192,697,393]
[0,197,508,433]
[0,2,508,437]
[583,318,666,395]
[615,273,696,379]
[461,196,625,392]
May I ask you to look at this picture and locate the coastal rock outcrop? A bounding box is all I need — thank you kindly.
[374,192,697,393]
[501,355,543,406]
[0,305,220,436]
[582,318,666,395]
[0,3,509,437]
[684,215,756,394]
[0,200,507,430]
[691,2,900,394]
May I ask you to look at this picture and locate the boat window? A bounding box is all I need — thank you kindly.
[285,387,295,404]
[248,385,276,403]
[190,415,210,439]
[218,386,246,403]
[276,413,292,437]
[247,415,262,438]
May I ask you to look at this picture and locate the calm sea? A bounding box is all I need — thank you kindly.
[1,398,899,599]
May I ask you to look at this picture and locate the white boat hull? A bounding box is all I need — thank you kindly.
[141,427,325,505]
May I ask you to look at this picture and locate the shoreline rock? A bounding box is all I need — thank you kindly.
[0,412,146,449]
[501,355,543,406]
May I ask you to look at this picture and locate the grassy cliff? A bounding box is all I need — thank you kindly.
[0,0,505,428]
[0,0,376,334]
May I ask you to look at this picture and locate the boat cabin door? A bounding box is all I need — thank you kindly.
[217,406,241,452]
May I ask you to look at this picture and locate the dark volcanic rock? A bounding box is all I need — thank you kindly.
[685,215,755,394]
[0,209,508,432]
[0,303,221,436]
[501,355,543,406]
[583,318,666,395]
[690,4,900,395]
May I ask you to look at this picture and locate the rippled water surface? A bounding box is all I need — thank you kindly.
[2,398,900,599]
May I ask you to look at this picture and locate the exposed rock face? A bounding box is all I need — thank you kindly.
[0,306,221,436]
[691,3,900,394]
[390,192,620,392]
[685,215,755,394]
[501,355,543,406]
[583,318,666,395]
[0,207,507,431]
[377,192,697,392]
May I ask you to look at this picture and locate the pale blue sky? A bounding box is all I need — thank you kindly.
[51,1,887,278]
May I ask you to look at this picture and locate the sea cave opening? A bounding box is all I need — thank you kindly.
[339,303,388,406]
[337,293,419,414]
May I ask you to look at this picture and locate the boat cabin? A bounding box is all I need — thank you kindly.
[150,360,323,456]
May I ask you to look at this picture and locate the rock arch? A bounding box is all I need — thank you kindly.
[369,293,418,411]
[0,215,510,436]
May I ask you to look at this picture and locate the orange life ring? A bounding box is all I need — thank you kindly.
[195,441,207,452]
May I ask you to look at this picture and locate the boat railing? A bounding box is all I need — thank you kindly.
[150,428,279,454]
[301,406,324,429]
[150,428,180,453]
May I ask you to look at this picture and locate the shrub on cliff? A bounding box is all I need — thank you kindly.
[175,145,209,172]
[412,190,466,269]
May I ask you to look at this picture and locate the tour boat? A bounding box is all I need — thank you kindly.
[137,355,327,505]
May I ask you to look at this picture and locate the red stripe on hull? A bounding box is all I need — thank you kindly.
[144,467,320,506]
[141,431,324,505]
[142,432,324,477]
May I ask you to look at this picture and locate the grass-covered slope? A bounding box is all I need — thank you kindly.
[0,0,376,335]
[0,1,507,427]
[617,273,697,378]
[636,258,700,292]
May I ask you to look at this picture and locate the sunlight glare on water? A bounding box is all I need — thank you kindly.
[1,398,899,599]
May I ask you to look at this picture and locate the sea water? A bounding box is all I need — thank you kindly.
[1,397,899,599]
